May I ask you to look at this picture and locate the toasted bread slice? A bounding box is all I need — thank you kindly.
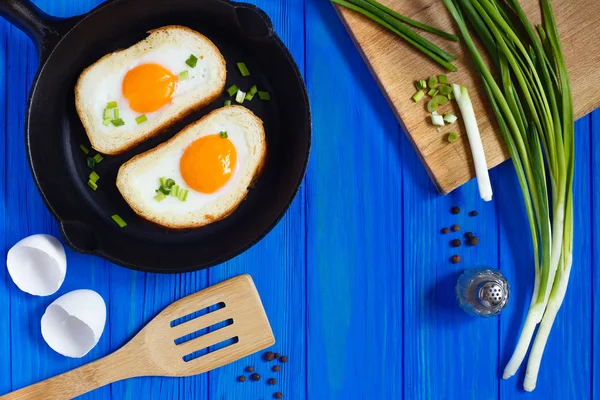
[75,25,226,155]
[116,106,266,229]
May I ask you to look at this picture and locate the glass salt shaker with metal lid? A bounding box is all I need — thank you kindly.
[456,268,509,317]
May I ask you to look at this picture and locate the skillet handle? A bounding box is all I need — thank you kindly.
[0,0,66,60]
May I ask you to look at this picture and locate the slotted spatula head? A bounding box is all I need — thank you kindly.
[127,274,275,377]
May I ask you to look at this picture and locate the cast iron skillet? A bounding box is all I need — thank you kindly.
[0,0,311,273]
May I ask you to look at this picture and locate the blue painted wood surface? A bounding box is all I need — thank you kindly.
[0,0,598,399]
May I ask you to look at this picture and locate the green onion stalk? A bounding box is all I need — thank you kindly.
[441,0,573,391]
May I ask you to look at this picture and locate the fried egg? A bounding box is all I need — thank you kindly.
[116,106,266,229]
[75,25,226,155]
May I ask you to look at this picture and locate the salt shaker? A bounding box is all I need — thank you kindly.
[456,268,509,317]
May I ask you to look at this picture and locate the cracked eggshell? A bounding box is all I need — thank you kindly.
[41,289,106,358]
[6,234,67,296]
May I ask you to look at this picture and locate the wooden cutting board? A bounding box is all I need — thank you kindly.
[334,0,600,194]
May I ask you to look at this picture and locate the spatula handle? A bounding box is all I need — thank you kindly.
[0,350,138,400]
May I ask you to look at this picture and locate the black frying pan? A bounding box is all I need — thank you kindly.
[0,0,311,273]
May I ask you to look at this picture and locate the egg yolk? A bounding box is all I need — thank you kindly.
[180,134,237,193]
[122,64,177,113]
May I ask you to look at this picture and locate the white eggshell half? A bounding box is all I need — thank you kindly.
[41,289,106,358]
[6,234,67,296]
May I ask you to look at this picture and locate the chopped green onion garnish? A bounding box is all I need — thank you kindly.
[171,185,180,197]
[159,177,167,187]
[415,80,426,91]
[412,91,425,103]
[93,153,104,163]
[427,89,438,97]
[235,89,246,104]
[103,108,111,119]
[447,92,454,101]
[427,76,438,89]
[179,70,189,80]
[135,115,147,124]
[165,178,176,188]
[227,85,239,97]
[237,62,250,77]
[87,157,96,169]
[89,171,100,183]
[154,192,166,202]
[111,214,127,228]
[102,118,111,126]
[258,91,271,101]
[433,95,449,105]
[106,101,118,109]
[439,84,452,95]
[178,189,189,201]
[438,74,448,85]
[185,54,198,68]
[87,180,98,191]
[431,112,445,126]
[111,118,125,127]
[427,100,438,112]
[447,132,458,143]
[245,92,255,101]
[80,144,90,155]
[224,99,232,106]
[113,108,120,119]
[444,113,458,124]
[249,85,258,95]
[158,186,170,195]
[220,131,228,138]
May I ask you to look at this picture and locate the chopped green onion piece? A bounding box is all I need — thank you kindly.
[237,62,250,76]
[165,178,176,188]
[427,100,438,112]
[178,189,189,201]
[444,113,458,124]
[249,85,258,95]
[433,95,449,105]
[227,85,238,97]
[258,91,271,101]
[113,108,120,119]
[158,186,170,195]
[224,99,232,106]
[111,118,125,127]
[439,84,452,95]
[431,112,445,126]
[447,132,458,143]
[245,92,254,101]
[447,92,454,101]
[86,157,96,169]
[154,192,166,202]
[220,131,228,138]
[159,177,167,187]
[103,108,111,119]
[427,76,438,89]
[179,70,189,80]
[111,214,127,227]
[427,89,438,97]
[185,54,198,68]
[171,185,180,197]
[80,144,90,155]
[135,114,147,124]
[412,91,425,103]
[235,89,246,104]
[415,80,426,91]
[106,101,118,109]
[438,74,448,85]
[87,180,98,191]
[89,171,100,183]
[103,118,111,126]
[93,153,104,163]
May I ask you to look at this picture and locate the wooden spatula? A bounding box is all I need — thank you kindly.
[0,274,274,400]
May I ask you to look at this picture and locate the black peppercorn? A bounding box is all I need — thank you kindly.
[450,255,461,264]
[274,352,281,359]
[441,227,450,234]
[272,365,281,372]
[469,210,478,217]
[450,239,461,247]
[238,375,246,382]
[464,232,473,239]
[451,206,460,214]
[451,224,460,232]
[274,393,283,399]
[250,373,260,381]
[468,236,479,246]
[263,352,275,361]
[268,378,276,385]
[245,366,254,373]
[280,356,288,363]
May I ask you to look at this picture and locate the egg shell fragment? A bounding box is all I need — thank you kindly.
[41,289,107,358]
[6,234,66,296]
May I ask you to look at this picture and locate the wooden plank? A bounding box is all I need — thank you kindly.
[305,3,403,398]
[334,0,600,194]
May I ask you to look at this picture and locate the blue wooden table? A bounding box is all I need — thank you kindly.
[1,0,598,399]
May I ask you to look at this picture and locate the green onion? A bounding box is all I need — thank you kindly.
[235,89,246,104]
[447,131,458,142]
[433,94,449,105]
[431,112,444,126]
[444,112,458,124]
[249,85,258,95]
[113,108,120,119]
[111,214,127,227]
[185,54,198,68]
[159,177,167,187]
[426,99,438,112]
[86,157,96,170]
[447,92,454,101]
[165,178,176,188]
[171,185,180,197]
[179,70,189,80]
[158,186,170,195]
[87,180,98,191]
[439,84,453,95]
[237,62,250,76]
[89,171,100,183]
[220,131,228,138]
[111,118,125,127]
[415,80,425,91]
[80,144,90,155]
[178,188,189,201]
[106,101,118,109]
[103,108,111,119]
[258,91,271,101]
[103,118,111,126]
[412,91,425,103]
[438,74,449,84]
[427,76,438,89]
[227,85,239,97]
[93,154,103,163]
[245,92,255,101]
[427,89,438,97]
[224,99,232,106]
[136,115,148,124]
[154,192,166,202]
